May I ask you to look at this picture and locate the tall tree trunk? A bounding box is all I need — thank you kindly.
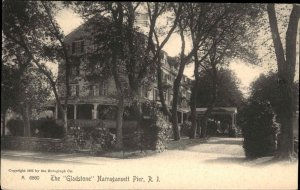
[110,47,125,149]
[22,103,31,137]
[267,4,299,159]
[49,78,67,133]
[112,66,124,149]
[200,67,217,138]
[190,47,200,139]
[2,112,6,137]
[4,30,68,135]
[63,109,68,131]
[63,55,70,132]
[190,83,198,139]
[110,2,126,150]
[166,24,188,141]
[115,95,124,150]
[41,2,70,132]
[126,3,144,129]
[131,87,143,127]
[277,81,294,158]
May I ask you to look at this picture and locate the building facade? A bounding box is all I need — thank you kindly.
[51,17,191,127]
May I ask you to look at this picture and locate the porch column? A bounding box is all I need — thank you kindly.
[55,104,58,119]
[93,104,98,119]
[74,104,77,120]
[234,113,236,126]
[231,113,235,129]
[181,112,184,124]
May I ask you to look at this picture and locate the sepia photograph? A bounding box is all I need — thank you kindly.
[1,1,299,189]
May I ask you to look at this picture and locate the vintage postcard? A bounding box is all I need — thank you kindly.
[1,2,298,189]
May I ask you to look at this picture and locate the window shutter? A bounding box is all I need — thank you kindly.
[72,42,75,54]
[89,85,93,96]
[76,85,79,96]
[67,86,71,97]
[103,82,107,95]
[99,82,103,96]
[81,41,84,53]
[76,64,80,76]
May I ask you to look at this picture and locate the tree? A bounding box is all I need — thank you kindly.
[241,72,298,158]
[2,51,50,137]
[1,64,22,136]
[41,2,73,131]
[248,72,299,121]
[196,69,244,108]
[145,3,183,140]
[188,3,262,138]
[267,4,300,159]
[193,68,244,137]
[2,0,72,132]
[149,3,231,140]
[67,2,149,149]
[67,2,183,145]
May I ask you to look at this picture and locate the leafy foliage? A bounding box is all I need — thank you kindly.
[241,101,279,158]
[138,101,173,151]
[239,73,299,158]
[67,123,116,153]
[1,63,51,119]
[246,73,299,126]
[196,68,244,109]
[6,119,65,139]
[180,121,192,137]
[3,0,73,131]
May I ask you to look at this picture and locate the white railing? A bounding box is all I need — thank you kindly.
[56,119,137,128]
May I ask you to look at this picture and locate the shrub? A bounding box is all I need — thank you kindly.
[207,120,219,136]
[139,101,172,152]
[6,119,24,136]
[6,119,65,138]
[241,101,279,158]
[180,121,192,137]
[228,127,238,137]
[67,123,116,154]
[31,119,65,138]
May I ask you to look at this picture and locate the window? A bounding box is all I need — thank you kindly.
[144,87,149,98]
[170,75,174,82]
[66,44,71,54]
[69,84,79,97]
[167,74,171,81]
[99,82,108,96]
[70,64,80,77]
[163,91,167,101]
[135,13,149,27]
[140,85,149,98]
[165,74,169,82]
[162,72,168,82]
[89,85,98,96]
[75,64,80,76]
[154,88,159,101]
[72,40,85,54]
[167,90,171,104]
[186,92,190,100]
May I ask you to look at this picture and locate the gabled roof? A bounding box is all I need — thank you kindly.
[64,15,111,43]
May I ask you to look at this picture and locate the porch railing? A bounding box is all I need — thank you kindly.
[55,119,137,128]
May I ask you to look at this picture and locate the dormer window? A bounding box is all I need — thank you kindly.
[72,40,85,55]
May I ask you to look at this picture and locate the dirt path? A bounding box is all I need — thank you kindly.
[1,137,298,189]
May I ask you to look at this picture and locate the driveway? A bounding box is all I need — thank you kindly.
[1,137,298,189]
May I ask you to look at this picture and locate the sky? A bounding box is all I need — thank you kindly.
[55,6,299,97]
